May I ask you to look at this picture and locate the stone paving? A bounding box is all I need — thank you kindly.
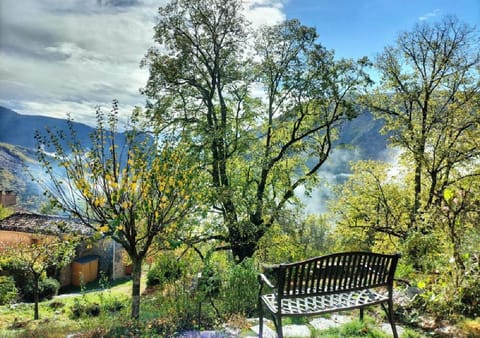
[178,315,406,337]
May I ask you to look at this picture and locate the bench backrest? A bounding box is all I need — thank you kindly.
[275,252,400,298]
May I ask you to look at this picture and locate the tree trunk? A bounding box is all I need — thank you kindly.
[412,160,422,229]
[130,258,143,320]
[33,275,39,320]
[231,241,257,263]
[229,221,265,263]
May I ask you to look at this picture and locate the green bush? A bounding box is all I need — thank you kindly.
[23,277,60,302]
[318,319,390,338]
[0,257,30,295]
[197,263,222,298]
[0,275,18,305]
[147,253,185,287]
[70,298,102,319]
[222,258,258,317]
[460,276,480,318]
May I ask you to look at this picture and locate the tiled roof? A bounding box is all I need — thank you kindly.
[0,212,95,236]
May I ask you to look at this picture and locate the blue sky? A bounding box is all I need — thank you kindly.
[0,0,478,126]
[285,0,479,60]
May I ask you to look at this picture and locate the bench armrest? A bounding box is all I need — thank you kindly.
[258,273,275,289]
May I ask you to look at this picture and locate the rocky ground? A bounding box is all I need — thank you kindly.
[177,314,406,337]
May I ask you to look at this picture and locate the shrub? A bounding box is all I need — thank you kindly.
[40,277,61,300]
[413,253,480,319]
[0,258,60,302]
[460,318,480,337]
[0,275,18,305]
[48,300,65,309]
[319,319,390,338]
[197,263,222,299]
[222,258,258,317]
[460,276,480,318]
[147,253,185,287]
[22,277,60,302]
[97,271,125,313]
[0,257,30,295]
[70,298,85,319]
[85,302,101,317]
[70,298,102,319]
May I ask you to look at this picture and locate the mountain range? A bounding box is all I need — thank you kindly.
[0,106,96,150]
[0,106,388,212]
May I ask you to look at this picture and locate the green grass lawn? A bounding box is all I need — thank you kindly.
[1,275,476,337]
[0,278,134,337]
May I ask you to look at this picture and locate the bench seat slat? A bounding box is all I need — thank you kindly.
[261,288,389,316]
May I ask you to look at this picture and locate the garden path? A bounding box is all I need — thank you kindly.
[178,314,407,337]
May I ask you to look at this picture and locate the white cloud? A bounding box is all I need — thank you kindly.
[419,9,441,21]
[0,0,285,126]
[243,0,286,27]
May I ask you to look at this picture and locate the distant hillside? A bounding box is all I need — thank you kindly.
[337,110,388,160]
[0,106,130,211]
[0,106,95,150]
[0,142,46,210]
[0,105,389,213]
[306,110,388,181]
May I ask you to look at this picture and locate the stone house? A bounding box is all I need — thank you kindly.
[0,212,129,287]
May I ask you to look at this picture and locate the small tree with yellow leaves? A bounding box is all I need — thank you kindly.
[35,101,204,319]
[2,231,77,320]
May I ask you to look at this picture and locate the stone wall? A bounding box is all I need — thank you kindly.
[0,230,33,247]
[0,191,16,207]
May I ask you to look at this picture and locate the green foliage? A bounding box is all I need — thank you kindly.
[460,276,480,318]
[144,0,372,261]
[68,276,126,320]
[142,250,259,331]
[257,214,334,264]
[256,224,305,263]
[35,102,206,319]
[222,258,258,317]
[22,277,60,302]
[146,253,185,288]
[413,252,480,319]
[0,257,30,295]
[97,271,125,314]
[330,160,411,253]
[460,318,480,338]
[0,205,13,220]
[315,319,390,338]
[0,234,77,320]
[0,256,59,302]
[333,17,480,315]
[70,298,101,319]
[367,15,480,227]
[197,260,222,300]
[0,276,18,305]
[147,271,219,332]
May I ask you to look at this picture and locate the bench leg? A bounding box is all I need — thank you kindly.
[259,314,263,337]
[382,300,398,338]
[275,316,283,338]
[258,300,263,337]
[360,307,364,321]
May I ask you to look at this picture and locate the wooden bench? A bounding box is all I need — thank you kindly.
[258,252,401,338]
